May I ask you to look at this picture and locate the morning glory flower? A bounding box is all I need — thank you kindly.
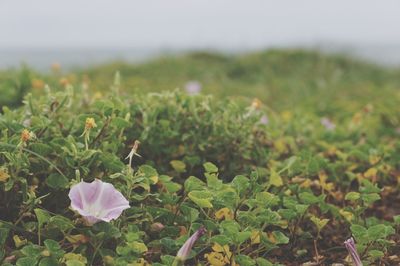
[173,227,207,265]
[68,179,130,225]
[344,237,363,266]
[184,80,202,95]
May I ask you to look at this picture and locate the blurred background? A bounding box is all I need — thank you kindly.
[1,0,400,70]
[1,0,400,118]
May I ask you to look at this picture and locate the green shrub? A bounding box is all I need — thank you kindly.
[0,52,399,264]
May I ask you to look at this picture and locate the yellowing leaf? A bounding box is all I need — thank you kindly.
[364,168,378,178]
[212,243,230,254]
[318,171,334,192]
[274,138,287,154]
[170,160,186,173]
[149,175,159,184]
[204,252,228,266]
[207,244,232,266]
[281,111,292,121]
[0,168,10,182]
[215,207,233,220]
[13,235,27,248]
[310,215,329,232]
[339,209,354,222]
[188,190,213,208]
[66,234,88,244]
[267,232,277,244]
[300,179,312,188]
[250,230,261,244]
[369,154,381,165]
[269,169,283,187]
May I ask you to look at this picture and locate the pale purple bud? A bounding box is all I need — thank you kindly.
[344,237,363,266]
[321,117,336,131]
[176,227,207,261]
[184,81,202,95]
[150,222,165,232]
[68,179,130,225]
[260,115,269,125]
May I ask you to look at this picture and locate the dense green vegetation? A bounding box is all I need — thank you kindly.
[0,50,399,265]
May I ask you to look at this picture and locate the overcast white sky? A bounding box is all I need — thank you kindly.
[1,0,400,49]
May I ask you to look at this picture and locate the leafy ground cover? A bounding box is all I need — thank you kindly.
[0,50,400,265]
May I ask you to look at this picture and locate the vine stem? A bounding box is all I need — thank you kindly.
[0,142,67,180]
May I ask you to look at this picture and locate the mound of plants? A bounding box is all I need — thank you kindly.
[0,68,399,265]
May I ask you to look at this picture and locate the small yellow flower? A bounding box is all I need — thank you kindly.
[85,118,97,130]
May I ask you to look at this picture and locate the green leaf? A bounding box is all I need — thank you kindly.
[351,224,368,241]
[34,208,51,228]
[256,258,273,266]
[256,192,280,207]
[345,192,360,201]
[92,222,121,240]
[367,224,394,240]
[39,257,59,266]
[0,228,9,246]
[231,175,250,196]
[235,255,255,266]
[30,143,53,156]
[63,253,87,266]
[272,231,289,244]
[360,180,381,193]
[128,241,148,254]
[299,192,321,204]
[368,249,384,259]
[203,162,218,173]
[46,173,69,189]
[184,176,205,192]
[188,190,213,208]
[16,257,37,266]
[48,215,74,231]
[21,244,43,258]
[44,239,64,258]
[170,160,186,173]
[361,193,380,205]
[310,216,329,232]
[205,173,223,190]
[180,205,199,223]
[111,117,130,129]
[236,231,252,244]
[99,153,124,172]
[210,235,231,245]
[393,215,400,225]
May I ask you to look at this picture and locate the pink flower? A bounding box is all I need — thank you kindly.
[68,179,130,225]
[344,237,363,266]
[184,81,202,95]
[174,227,207,263]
